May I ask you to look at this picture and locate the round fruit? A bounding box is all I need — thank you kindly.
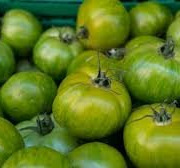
[167,17,180,46]
[68,142,127,168]
[2,147,71,168]
[16,59,38,72]
[0,117,24,167]
[33,27,83,81]
[1,9,42,57]
[130,2,173,37]
[124,103,180,168]
[67,50,123,75]
[123,39,180,103]
[125,35,164,51]
[16,114,79,154]
[0,72,57,122]
[77,0,130,50]
[53,65,131,139]
[0,41,15,84]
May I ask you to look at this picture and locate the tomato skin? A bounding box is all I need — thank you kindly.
[68,142,127,168]
[124,104,180,168]
[167,18,180,46]
[77,0,130,50]
[0,41,15,84]
[2,147,71,168]
[0,117,24,167]
[0,72,57,122]
[125,35,164,51]
[123,40,180,103]
[1,9,42,57]
[53,67,131,139]
[67,50,122,75]
[16,115,79,155]
[130,2,173,37]
[33,27,84,81]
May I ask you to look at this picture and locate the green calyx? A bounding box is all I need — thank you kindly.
[105,48,125,60]
[36,114,54,136]
[60,32,75,44]
[160,38,175,59]
[77,26,89,39]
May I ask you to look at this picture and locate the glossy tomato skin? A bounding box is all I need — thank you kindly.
[68,142,127,168]
[0,117,24,167]
[1,9,42,57]
[53,67,131,139]
[130,2,173,37]
[123,41,180,103]
[2,147,71,168]
[125,35,164,51]
[124,104,180,168]
[0,41,15,84]
[16,115,79,155]
[0,72,57,122]
[167,18,180,46]
[33,27,83,81]
[67,50,122,75]
[77,0,130,50]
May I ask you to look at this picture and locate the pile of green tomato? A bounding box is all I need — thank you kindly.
[0,0,180,167]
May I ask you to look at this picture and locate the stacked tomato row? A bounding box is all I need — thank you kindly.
[0,0,180,168]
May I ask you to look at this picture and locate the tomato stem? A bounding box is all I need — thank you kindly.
[59,32,75,44]
[36,114,54,136]
[160,38,175,59]
[77,26,89,39]
[105,48,125,60]
[93,52,111,88]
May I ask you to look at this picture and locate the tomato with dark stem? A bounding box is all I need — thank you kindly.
[33,27,84,81]
[77,0,130,50]
[16,114,79,155]
[124,102,180,168]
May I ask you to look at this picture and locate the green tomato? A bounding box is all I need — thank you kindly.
[123,39,180,103]
[125,35,164,51]
[68,142,127,168]
[124,103,180,168]
[77,0,130,50]
[33,27,84,81]
[167,18,180,46]
[16,114,79,155]
[1,9,42,57]
[0,41,15,84]
[16,59,39,72]
[0,72,57,122]
[0,117,24,166]
[130,2,173,37]
[2,147,71,168]
[67,50,123,75]
[53,66,131,139]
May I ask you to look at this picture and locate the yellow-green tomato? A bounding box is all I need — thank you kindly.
[77,0,130,50]
[125,35,164,51]
[167,17,180,46]
[0,117,24,167]
[33,27,84,81]
[1,9,42,57]
[0,72,57,122]
[124,104,180,168]
[68,142,127,168]
[130,2,173,37]
[53,66,131,139]
[0,41,15,84]
[67,50,122,75]
[2,147,71,168]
